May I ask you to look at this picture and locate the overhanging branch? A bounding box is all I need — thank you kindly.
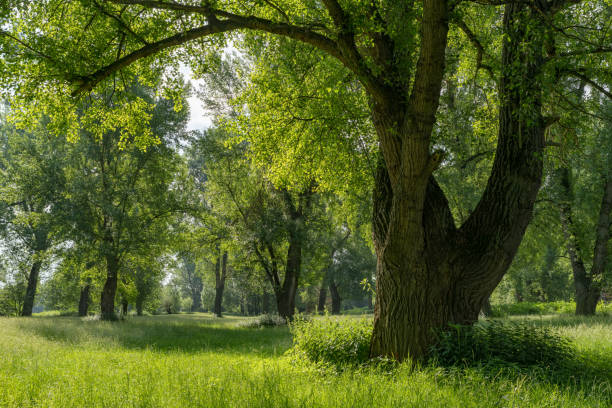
[71,5,344,96]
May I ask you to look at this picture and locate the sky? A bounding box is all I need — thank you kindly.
[186,84,213,131]
[181,66,213,132]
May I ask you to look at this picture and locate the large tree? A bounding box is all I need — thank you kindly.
[2,0,610,359]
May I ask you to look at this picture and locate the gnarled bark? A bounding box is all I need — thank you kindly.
[369,2,546,361]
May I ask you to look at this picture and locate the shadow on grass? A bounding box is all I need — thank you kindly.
[16,313,293,356]
[446,351,612,403]
[437,314,612,397]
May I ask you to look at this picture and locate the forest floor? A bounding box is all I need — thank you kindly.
[0,313,610,407]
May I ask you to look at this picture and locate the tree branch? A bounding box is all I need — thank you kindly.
[104,0,208,13]
[561,69,612,100]
[455,18,495,81]
[95,1,149,45]
[71,4,344,96]
[71,22,241,95]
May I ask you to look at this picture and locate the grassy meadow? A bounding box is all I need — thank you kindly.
[0,313,611,407]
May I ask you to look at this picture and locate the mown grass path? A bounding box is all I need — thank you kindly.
[0,313,610,407]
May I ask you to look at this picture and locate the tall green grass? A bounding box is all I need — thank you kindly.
[0,313,610,407]
[491,300,612,316]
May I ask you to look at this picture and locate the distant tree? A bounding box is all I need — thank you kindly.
[0,109,66,316]
[554,106,612,314]
[59,85,190,320]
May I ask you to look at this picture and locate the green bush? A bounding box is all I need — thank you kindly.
[288,316,373,368]
[430,321,575,369]
[238,314,287,328]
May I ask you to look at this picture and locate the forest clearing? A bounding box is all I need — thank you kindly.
[1,0,611,406]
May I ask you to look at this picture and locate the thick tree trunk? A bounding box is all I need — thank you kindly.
[136,298,143,316]
[369,2,545,361]
[100,255,119,320]
[481,296,492,317]
[21,260,42,317]
[575,285,600,315]
[214,251,227,317]
[317,285,327,314]
[78,284,90,317]
[329,280,341,315]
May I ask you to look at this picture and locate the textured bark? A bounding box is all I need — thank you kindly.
[317,285,327,314]
[329,280,341,315]
[214,251,228,317]
[481,296,492,317]
[78,284,91,317]
[100,255,120,320]
[21,260,42,317]
[369,2,546,361]
[559,168,612,315]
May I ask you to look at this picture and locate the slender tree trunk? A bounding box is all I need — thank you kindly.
[262,290,270,314]
[100,255,119,321]
[121,299,128,316]
[78,284,91,317]
[214,251,227,317]
[559,168,612,315]
[369,2,545,361]
[317,285,327,314]
[21,260,42,317]
[329,280,341,314]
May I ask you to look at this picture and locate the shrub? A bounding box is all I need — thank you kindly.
[430,320,574,369]
[238,314,287,328]
[288,316,373,368]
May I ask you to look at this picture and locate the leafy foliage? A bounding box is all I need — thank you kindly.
[430,321,575,369]
[238,313,287,328]
[288,316,372,368]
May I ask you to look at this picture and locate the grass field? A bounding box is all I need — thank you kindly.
[0,313,610,407]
